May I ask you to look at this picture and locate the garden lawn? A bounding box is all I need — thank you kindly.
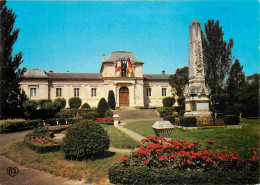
[123,120,156,138]
[102,125,141,149]
[124,119,260,158]
[1,141,122,184]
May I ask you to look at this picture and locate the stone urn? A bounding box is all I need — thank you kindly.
[152,121,174,139]
[113,114,119,126]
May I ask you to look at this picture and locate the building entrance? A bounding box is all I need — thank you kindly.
[119,86,129,106]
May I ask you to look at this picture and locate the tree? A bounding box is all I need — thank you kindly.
[108,90,116,109]
[0,1,27,118]
[97,98,109,118]
[169,66,189,97]
[68,97,82,109]
[202,19,234,94]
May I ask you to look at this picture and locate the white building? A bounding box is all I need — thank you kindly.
[20,51,173,108]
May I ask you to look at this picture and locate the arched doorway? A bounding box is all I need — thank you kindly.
[119,86,129,106]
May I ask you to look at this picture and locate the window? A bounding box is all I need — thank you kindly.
[147,88,151,96]
[30,88,36,98]
[56,88,62,97]
[162,88,166,96]
[91,88,97,97]
[74,88,79,97]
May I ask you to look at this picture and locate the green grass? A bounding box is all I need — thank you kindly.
[123,120,156,138]
[124,119,260,158]
[102,125,141,149]
[1,141,122,184]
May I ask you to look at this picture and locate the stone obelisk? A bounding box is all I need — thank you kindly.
[184,20,211,118]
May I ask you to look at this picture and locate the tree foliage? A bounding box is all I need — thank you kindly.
[108,90,116,109]
[0,1,27,118]
[169,66,189,97]
[202,19,234,94]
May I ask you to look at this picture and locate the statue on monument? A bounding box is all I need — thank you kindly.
[183,20,212,119]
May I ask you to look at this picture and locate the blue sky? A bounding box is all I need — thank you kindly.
[6,0,259,76]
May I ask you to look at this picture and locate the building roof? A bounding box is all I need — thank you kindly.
[46,72,102,80]
[23,69,48,78]
[144,74,171,80]
[104,51,143,63]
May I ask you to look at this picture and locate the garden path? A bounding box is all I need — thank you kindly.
[0,130,86,185]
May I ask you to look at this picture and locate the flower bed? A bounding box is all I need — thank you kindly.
[109,136,260,184]
[24,133,60,153]
[96,116,114,125]
[49,125,69,133]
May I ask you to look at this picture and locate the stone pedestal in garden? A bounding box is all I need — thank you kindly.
[152,121,174,140]
[183,20,212,122]
[113,114,119,126]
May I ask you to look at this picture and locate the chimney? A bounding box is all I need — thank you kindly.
[49,70,53,73]
[102,54,105,62]
[66,70,69,73]
[162,70,165,75]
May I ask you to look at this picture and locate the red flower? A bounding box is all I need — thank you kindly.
[187,160,192,165]
[159,155,168,161]
[206,140,215,144]
[120,154,128,162]
[251,156,260,163]
[142,160,149,165]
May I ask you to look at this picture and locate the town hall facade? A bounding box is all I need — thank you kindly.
[20,51,173,108]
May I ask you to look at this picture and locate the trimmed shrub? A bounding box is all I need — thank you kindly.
[23,100,39,119]
[0,119,42,134]
[216,113,224,119]
[62,120,110,160]
[163,115,175,123]
[54,98,66,108]
[162,97,175,107]
[109,164,259,185]
[108,90,116,109]
[82,112,99,120]
[38,99,52,109]
[180,116,197,127]
[179,109,185,117]
[56,108,95,118]
[157,107,174,118]
[68,97,82,109]
[97,98,109,118]
[224,115,240,125]
[81,102,91,109]
[105,108,113,117]
[43,101,62,118]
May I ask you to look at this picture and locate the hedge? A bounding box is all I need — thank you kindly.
[68,97,82,109]
[82,112,99,120]
[0,119,42,134]
[24,133,60,153]
[109,164,259,185]
[224,115,240,125]
[156,107,174,118]
[180,116,197,127]
[56,108,95,118]
[162,97,175,107]
[0,118,79,134]
[163,115,175,123]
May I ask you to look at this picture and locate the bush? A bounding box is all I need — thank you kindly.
[23,100,39,119]
[162,97,175,107]
[105,108,113,117]
[224,115,240,125]
[81,102,91,109]
[24,133,60,153]
[0,119,42,134]
[62,120,110,160]
[54,98,66,108]
[82,112,99,120]
[69,97,82,109]
[38,99,52,109]
[180,116,197,127]
[163,115,175,123]
[43,101,62,118]
[97,98,109,118]
[109,164,259,185]
[179,109,185,117]
[56,109,95,118]
[108,90,116,109]
[216,113,224,119]
[157,107,174,118]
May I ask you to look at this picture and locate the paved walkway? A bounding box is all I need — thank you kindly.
[0,130,84,185]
